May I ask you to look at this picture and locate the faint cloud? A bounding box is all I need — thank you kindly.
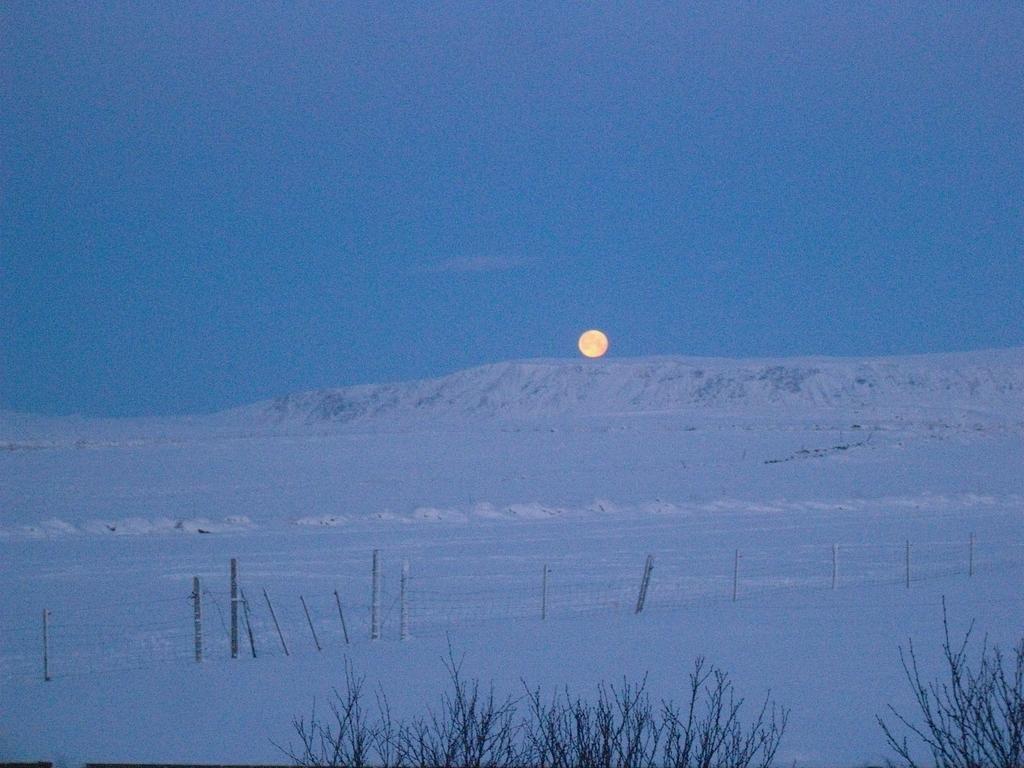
[424,255,528,274]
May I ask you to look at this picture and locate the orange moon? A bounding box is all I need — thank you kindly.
[578,329,609,358]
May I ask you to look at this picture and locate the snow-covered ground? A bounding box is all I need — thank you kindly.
[1,350,1022,763]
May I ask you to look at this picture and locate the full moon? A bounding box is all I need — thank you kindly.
[578,329,609,358]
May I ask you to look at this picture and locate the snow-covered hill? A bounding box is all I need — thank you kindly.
[251,348,1024,426]
[3,348,1021,441]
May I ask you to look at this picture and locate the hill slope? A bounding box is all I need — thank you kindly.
[2,348,1022,441]
[253,348,1024,426]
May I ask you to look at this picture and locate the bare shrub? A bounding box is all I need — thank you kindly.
[282,653,788,768]
[661,658,788,768]
[395,651,522,768]
[878,603,1024,768]
[279,661,378,768]
[522,676,661,768]
[523,660,786,768]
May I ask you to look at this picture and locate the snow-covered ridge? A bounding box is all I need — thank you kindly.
[255,348,1024,425]
[2,348,1021,439]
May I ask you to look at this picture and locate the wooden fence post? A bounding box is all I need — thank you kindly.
[635,555,654,614]
[831,544,838,590]
[240,587,257,658]
[334,589,350,645]
[732,549,739,602]
[300,596,322,652]
[905,540,911,588]
[42,609,51,682]
[192,576,203,663]
[400,559,410,641]
[371,549,381,641]
[263,588,289,656]
[541,564,549,621]
[230,558,239,658]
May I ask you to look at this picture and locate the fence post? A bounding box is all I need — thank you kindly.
[400,559,410,641]
[905,540,911,588]
[541,564,549,621]
[334,589,350,645]
[969,532,974,577]
[635,555,654,614]
[732,549,739,602]
[192,576,203,663]
[371,549,381,640]
[263,588,289,656]
[240,588,257,658]
[831,544,838,590]
[230,558,239,658]
[300,596,322,652]
[42,608,51,682]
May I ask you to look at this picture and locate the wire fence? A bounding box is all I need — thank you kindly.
[2,536,1022,682]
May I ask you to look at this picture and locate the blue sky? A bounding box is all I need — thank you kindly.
[3,3,1022,416]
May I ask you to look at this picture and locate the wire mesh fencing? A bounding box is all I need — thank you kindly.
[2,535,1021,682]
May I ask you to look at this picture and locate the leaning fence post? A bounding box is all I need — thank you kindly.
[300,596,322,652]
[635,555,654,614]
[192,576,203,663]
[334,589,350,645]
[400,559,410,641]
[240,588,257,658]
[42,608,51,682]
[371,549,381,641]
[230,558,239,658]
[263,588,289,656]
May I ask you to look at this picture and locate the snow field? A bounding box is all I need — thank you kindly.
[2,497,1022,763]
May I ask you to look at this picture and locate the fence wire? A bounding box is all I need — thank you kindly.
[2,538,1022,682]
